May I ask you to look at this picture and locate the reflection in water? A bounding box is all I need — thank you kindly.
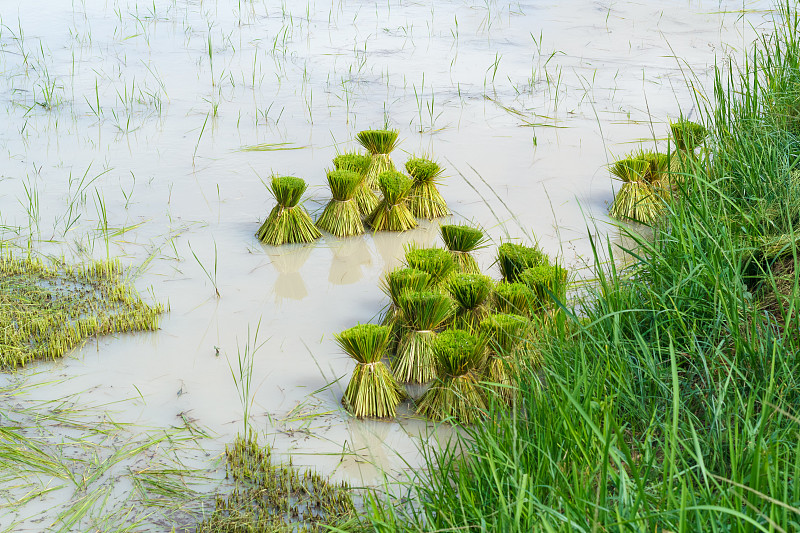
[371,220,441,270]
[266,243,315,303]
[328,235,373,286]
[339,418,393,482]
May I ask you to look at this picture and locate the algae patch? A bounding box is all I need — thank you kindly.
[0,252,164,367]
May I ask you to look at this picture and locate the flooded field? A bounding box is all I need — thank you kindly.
[0,0,774,529]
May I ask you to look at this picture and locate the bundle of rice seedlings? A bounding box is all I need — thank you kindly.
[405,157,449,219]
[380,267,432,350]
[316,170,364,237]
[356,129,399,190]
[669,120,709,174]
[607,157,663,224]
[496,242,549,283]
[519,264,568,312]
[365,171,417,232]
[392,290,454,383]
[440,224,486,274]
[415,329,488,424]
[480,313,531,403]
[333,152,379,215]
[405,246,456,288]
[256,176,321,245]
[336,324,405,419]
[447,273,493,332]
[492,281,536,317]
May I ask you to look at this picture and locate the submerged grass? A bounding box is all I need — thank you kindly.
[364,3,800,531]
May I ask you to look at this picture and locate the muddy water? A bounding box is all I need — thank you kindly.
[0,0,773,527]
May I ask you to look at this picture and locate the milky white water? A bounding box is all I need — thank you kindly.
[0,0,774,529]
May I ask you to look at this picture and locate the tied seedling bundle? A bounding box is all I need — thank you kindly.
[256,176,321,245]
[365,171,417,232]
[405,247,456,288]
[440,224,486,274]
[380,267,432,350]
[392,290,453,383]
[480,313,530,403]
[336,324,405,419]
[405,157,449,219]
[607,156,663,225]
[333,152,379,215]
[519,263,568,313]
[356,129,399,190]
[669,119,708,174]
[497,242,549,282]
[316,169,364,237]
[492,281,536,318]
[447,273,493,332]
[416,329,488,424]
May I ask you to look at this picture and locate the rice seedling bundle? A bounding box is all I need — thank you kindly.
[607,157,663,224]
[492,281,536,317]
[392,290,454,383]
[496,242,549,283]
[405,247,456,288]
[316,170,364,237]
[480,313,530,403]
[336,324,405,418]
[356,129,399,190]
[447,273,493,333]
[380,267,432,350]
[365,171,417,232]
[333,152,379,215]
[256,176,321,245]
[670,119,708,152]
[405,157,449,219]
[416,329,488,424]
[440,224,486,274]
[519,264,568,312]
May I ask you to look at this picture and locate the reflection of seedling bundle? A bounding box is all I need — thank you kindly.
[380,267,431,349]
[365,171,417,232]
[316,170,364,237]
[492,281,536,317]
[256,176,321,245]
[392,290,453,383]
[405,157,449,219]
[356,129,399,190]
[497,242,549,283]
[447,273,493,333]
[328,236,371,285]
[669,120,708,173]
[480,313,530,403]
[336,324,405,419]
[405,247,456,288]
[416,329,488,424]
[607,157,662,224]
[519,264,568,312]
[267,245,313,302]
[332,152,379,215]
[440,224,486,274]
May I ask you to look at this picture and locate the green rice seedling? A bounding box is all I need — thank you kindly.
[607,156,663,224]
[480,313,530,403]
[670,119,708,152]
[335,324,405,419]
[447,273,493,333]
[393,290,454,383]
[365,171,417,232]
[356,129,399,190]
[405,157,449,219]
[492,281,536,317]
[416,329,488,424]
[380,267,432,351]
[519,263,568,312]
[440,224,487,274]
[405,246,456,288]
[316,170,364,237]
[496,242,549,282]
[333,152,379,215]
[637,150,670,183]
[256,176,321,245]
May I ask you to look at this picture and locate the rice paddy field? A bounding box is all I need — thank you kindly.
[0,0,790,530]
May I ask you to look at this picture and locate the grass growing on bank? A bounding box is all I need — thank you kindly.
[364,4,800,531]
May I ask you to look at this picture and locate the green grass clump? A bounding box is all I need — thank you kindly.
[405,247,456,288]
[496,242,549,282]
[392,290,453,383]
[356,129,399,189]
[416,329,487,424]
[492,282,536,317]
[333,152,379,215]
[365,171,417,232]
[447,273,493,332]
[608,156,664,224]
[256,176,321,245]
[440,224,486,274]
[0,254,164,368]
[316,170,364,237]
[336,324,405,419]
[405,157,449,219]
[519,264,568,312]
